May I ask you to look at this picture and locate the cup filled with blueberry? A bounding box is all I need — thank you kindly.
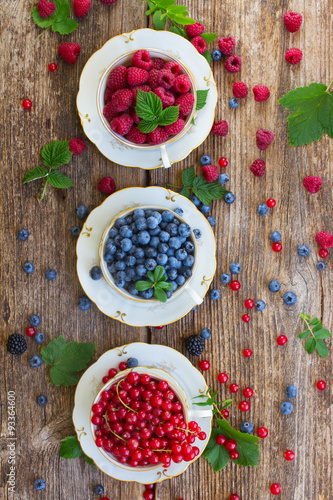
[99,206,203,304]
[97,49,197,168]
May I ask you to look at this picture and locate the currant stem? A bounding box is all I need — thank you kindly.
[302,317,317,340]
[116,379,138,414]
[102,413,126,442]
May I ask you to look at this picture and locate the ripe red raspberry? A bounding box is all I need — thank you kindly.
[147,126,169,145]
[132,50,153,71]
[110,114,134,136]
[131,85,151,104]
[185,22,204,38]
[97,177,115,195]
[164,118,185,136]
[256,129,275,150]
[224,55,242,73]
[69,138,86,156]
[283,11,303,32]
[285,48,303,65]
[250,159,266,177]
[253,85,270,102]
[58,43,81,64]
[107,65,127,90]
[175,93,195,115]
[303,175,322,194]
[104,87,114,103]
[148,69,160,89]
[100,0,118,4]
[202,165,219,182]
[191,36,208,54]
[127,67,149,86]
[173,74,191,94]
[218,36,236,55]
[111,89,133,112]
[211,120,229,137]
[153,87,175,108]
[164,61,182,75]
[129,108,141,124]
[37,0,56,18]
[103,101,119,122]
[74,0,91,17]
[233,81,248,98]
[152,58,165,70]
[126,125,147,144]
[157,70,175,89]
[315,231,333,250]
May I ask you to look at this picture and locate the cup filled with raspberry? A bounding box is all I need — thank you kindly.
[90,367,208,471]
[97,49,197,168]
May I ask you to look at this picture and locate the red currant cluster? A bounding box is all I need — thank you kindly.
[215,435,239,460]
[142,484,155,500]
[91,370,206,468]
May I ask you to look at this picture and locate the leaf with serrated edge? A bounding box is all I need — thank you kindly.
[192,187,211,206]
[138,120,159,134]
[153,10,166,30]
[54,341,95,373]
[60,435,82,459]
[54,0,70,20]
[154,266,165,283]
[136,91,162,121]
[315,339,329,358]
[181,187,190,198]
[182,166,195,188]
[299,330,310,339]
[305,337,316,354]
[51,366,80,386]
[196,89,210,111]
[216,419,260,467]
[42,140,72,168]
[82,453,94,465]
[201,33,217,44]
[202,428,230,471]
[31,7,55,28]
[23,167,49,183]
[158,105,179,126]
[48,171,74,189]
[41,335,66,366]
[52,17,78,35]
[314,329,331,339]
[153,287,167,303]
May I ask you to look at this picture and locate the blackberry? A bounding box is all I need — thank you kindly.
[185,334,205,356]
[7,334,27,355]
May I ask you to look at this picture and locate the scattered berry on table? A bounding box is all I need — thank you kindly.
[233,81,248,98]
[230,280,240,291]
[198,360,210,371]
[200,204,211,214]
[200,328,211,339]
[317,380,326,391]
[26,327,36,337]
[240,421,254,434]
[37,0,55,17]
[34,479,46,491]
[225,439,237,451]
[266,198,276,208]
[119,361,127,370]
[270,231,281,242]
[283,292,297,305]
[256,128,275,150]
[22,99,32,110]
[258,204,269,216]
[36,395,47,406]
[127,357,138,368]
[272,242,282,252]
[23,262,34,274]
[239,401,250,412]
[191,36,208,54]
[316,261,326,271]
[218,173,229,185]
[156,325,164,329]
[268,280,281,292]
[243,387,253,398]
[229,98,239,108]
[224,54,242,73]
[277,335,288,345]
[220,273,231,284]
[89,266,102,281]
[97,177,115,195]
[210,289,221,300]
[230,495,240,500]
[270,484,281,496]
[255,300,266,311]
[218,36,236,55]
[94,484,104,495]
[303,175,322,193]
[190,194,201,207]
[48,62,57,72]
[35,333,45,344]
[17,228,29,241]
[45,269,57,280]
[218,157,228,167]
[230,262,241,274]
[185,334,205,356]
[199,154,211,166]
[229,383,239,393]
[221,409,229,418]
[230,450,239,459]
[315,231,333,250]
[216,434,227,445]
[285,48,303,65]
[202,164,219,182]
[297,245,309,257]
[243,349,252,357]
[224,193,235,204]
[245,299,254,309]
[143,492,154,500]
[286,384,297,398]
[76,204,89,219]
[257,427,268,438]
[185,21,204,37]
[283,11,303,32]
[284,450,295,461]
[211,49,222,61]
[193,229,202,239]
[319,249,328,258]
[218,372,228,383]
[29,315,40,327]
[71,226,81,238]
[7,334,27,355]
[78,296,92,310]
[250,159,266,177]
[280,402,293,415]
[29,355,42,368]
[253,85,270,102]
[58,43,81,64]
[211,120,229,136]
[242,314,250,323]
[74,0,92,17]
[207,216,216,227]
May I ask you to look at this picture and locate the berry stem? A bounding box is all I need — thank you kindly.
[301,315,318,341]
[102,413,126,442]
[166,183,182,189]
[327,80,333,93]
[39,179,48,203]
[116,380,138,414]
[35,26,52,42]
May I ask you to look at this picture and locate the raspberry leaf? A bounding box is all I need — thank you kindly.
[42,140,72,168]
[202,428,230,471]
[201,33,217,44]
[196,89,210,111]
[136,91,162,121]
[157,105,180,126]
[182,166,195,187]
[32,0,77,35]
[82,454,94,466]
[31,8,57,28]
[48,171,74,189]
[52,17,78,35]
[202,50,212,64]
[138,121,159,134]
[22,167,49,183]
[180,187,190,198]
[193,175,228,205]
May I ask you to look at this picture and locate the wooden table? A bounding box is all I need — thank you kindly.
[1,1,332,499]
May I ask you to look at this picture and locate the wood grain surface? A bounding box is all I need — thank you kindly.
[1,0,332,499]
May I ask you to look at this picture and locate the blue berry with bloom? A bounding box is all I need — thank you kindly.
[258,204,268,216]
[18,228,29,240]
[297,245,309,257]
[78,296,92,310]
[316,261,326,271]
[268,280,280,292]
[45,269,57,280]
[174,207,184,216]
[200,328,211,339]
[200,204,210,214]
[280,402,293,415]
[218,173,229,185]
[229,98,239,108]
[210,289,221,300]
[229,262,241,274]
[207,216,216,227]
[255,300,266,311]
[89,266,102,280]
[29,315,40,327]
[34,479,46,491]
[283,292,297,305]
[35,333,45,344]
[199,154,212,166]
[71,226,81,238]
[23,262,34,274]
[286,385,297,398]
[270,231,281,242]
[190,194,201,207]
[127,357,138,368]
[29,355,42,368]
[240,421,254,434]
[220,273,231,284]
[211,49,222,61]
[76,204,89,219]
[36,395,47,406]
[224,193,235,204]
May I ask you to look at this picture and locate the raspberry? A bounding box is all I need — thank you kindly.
[127,67,149,86]
[224,55,242,73]
[97,177,115,195]
[256,129,275,150]
[107,65,127,90]
[185,22,204,38]
[173,74,191,94]
[103,101,119,122]
[58,43,81,64]
[283,11,303,33]
[152,58,165,70]
[131,85,151,104]
[37,0,56,18]
[153,87,175,108]
[164,118,185,136]
[315,231,333,250]
[233,81,248,98]
[111,89,133,112]
[250,159,266,177]
[69,138,86,156]
[100,0,118,4]
[202,165,219,182]
[253,85,270,102]
[303,175,322,194]
[129,108,141,124]
[110,114,134,136]
[104,87,114,103]
[158,70,175,89]
[147,126,168,145]
[126,125,147,144]
[73,0,91,17]
[211,120,229,137]
[285,48,303,65]
[218,36,236,55]
[164,61,182,75]
[191,36,207,55]
[132,50,153,71]
[175,93,195,115]
[148,69,160,89]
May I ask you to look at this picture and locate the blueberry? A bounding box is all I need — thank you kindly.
[115,250,126,261]
[207,216,216,227]
[183,255,195,268]
[89,266,102,281]
[166,223,178,236]
[29,314,40,327]
[128,283,139,296]
[158,243,168,254]
[93,485,104,495]
[240,421,254,434]
[125,267,136,280]
[178,223,191,238]
[104,252,114,263]
[149,227,161,236]
[175,249,187,261]
[255,300,266,311]
[160,221,168,230]
[145,210,154,218]
[229,97,239,108]
[105,240,117,254]
[78,296,92,310]
[270,231,281,242]
[159,231,170,243]
[125,215,133,225]
[115,217,126,228]
[190,194,201,207]
[147,216,158,230]
[176,275,186,286]
[145,258,157,271]
[211,49,222,61]
[286,385,297,398]
[161,210,174,222]
[156,254,168,266]
[229,262,241,274]
[200,328,211,339]
[193,229,202,239]
[199,205,211,214]
[210,289,221,300]
[280,402,293,415]
[220,273,231,284]
[18,228,29,241]
[184,241,194,253]
[125,255,136,267]
[108,263,117,273]
[133,208,145,220]
[182,268,192,278]
[34,479,46,491]
[114,235,122,246]
[224,193,235,204]
[141,288,154,299]
[167,268,178,281]
[135,217,147,231]
[268,280,281,292]
[45,269,57,280]
[76,204,89,219]
[120,238,132,252]
[166,248,175,257]
[71,226,81,238]
[119,225,133,238]
[174,207,184,216]
[115,261,126,271]
[23,262,34,274]
[166,289,173,299]
[316,261,326,271]
[29,355,42,368]
[283,292,297,305]
[169,237,182,250]
[115,277,125,288]
[127,357,138,368]
[109,227,118,238]
[136,265,147,277]
[258,204,268,216]
[297,245,309,257]
[36,395,47,406]
[151,211,162,224]
[179,236,187,245]
[169,280,178,292]
[35,333,45,344]
[134,248,145,260]
[138,230,150,245]
[218,173,229,185]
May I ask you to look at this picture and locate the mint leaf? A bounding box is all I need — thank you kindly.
[305,337,316,354]
[202,428,230,471]
[23,167,49,183]
[135,281,153,291]
[138,120,159,134]
[181,187,190,198]
[153,10,166,29]
[202,50,212,64]
[278,82,333,146]
[201,33,217,44]
[48,171,74,189]
[158,105,180,126]
[60,436,82,459]
[182,166,195,187]
[314,329,331,339]
[153,287,168,303]
[216,419,260,467]
[52,17,78,35]
[154,265,165,282]
[196,89,210,111]
[136,91,162,121]
[42,140,72,168]
[315,339,329,358]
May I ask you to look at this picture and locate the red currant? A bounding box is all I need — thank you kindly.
[102,376,110,384]
[257,427,268,438]
[225,439,237,451]
[277,335,288,345]
[108,368,117,378]
[95,437,104,447]
[317,380,326,391]
[101,498,110,500]
[319,249,328,258]
[230,495,240,500]
[229,383,239,393]
[221,409,229,417]
[156,325,164,329]
[188,421,198,431]
[26,326,36,337]
[243,387,253,398]
[144,485,155,490]
[284,450,295,461]
[242,314,250,322]
[143,491,155,500]
[270,483,281,495]
[218,157,228,167]
[239,401,250,412]
[230,450,239,460]
[198,360,210,371]
[22,99,32,110]
[230,280,241,291]
[218,372,228,383]
[119,361,127,370]
[243,349,252,357]
[244,299,254,309]
[198,431,206,440]
[272,242,282,252]
[48,63,58,72]
[215,435,226,446]
[266,198,276,208]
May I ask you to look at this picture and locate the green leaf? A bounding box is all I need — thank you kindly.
[153,287,168,303]
[155,281,173,290]
[136,91,162,121]
[41,335,66,365]
[31,7,55,28]
[147,271,155,282]
[300,313,311,321]
[82,453,95,466]
[305,337,316,354]
[190,117,195,125]
[168,25,186,37]
[181,187,190,198]
[202,428,230,471]
[202,50,212,64]
[137,120,159,134]
[315,339,329,358]
[216,420,260,467]
[60,435,82,459]
[22,166,49,183]
[42,140,72,168]
[299,330,310,339]
[158,105,180,126]
[182,166,195,188]
[154,265,165,283]
[201,33,217,44]
[172,15,196,25]
[145,6,159,15]
[48,171,74,189]
[309,317,320,325]
[54,0,71,20]
[278,83,333,146]
[194,401,212,407]
[156,0,175,7]
[314,329,331,339]
[153,10,167,30]
[52,17,78,35]
[32,0,77,35]
[135,281,153,291]
[312,322,322,332]
[193,176,228,205]
[196,89,210,111]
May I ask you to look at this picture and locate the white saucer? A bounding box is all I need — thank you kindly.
[76,28,217,169]
[72,343,213,483]
[76,187,216,327]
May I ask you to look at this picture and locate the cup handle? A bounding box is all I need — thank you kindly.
[160,145,171,168]
[188,409,213,419]
[184,284,203,305]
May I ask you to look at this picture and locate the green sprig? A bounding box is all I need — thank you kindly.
[32,0,78,39]
[193,388,232,417]
[60,435,94,465]
[135,265,173,302]
[135,91,179,133]
[299,313,331,358]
